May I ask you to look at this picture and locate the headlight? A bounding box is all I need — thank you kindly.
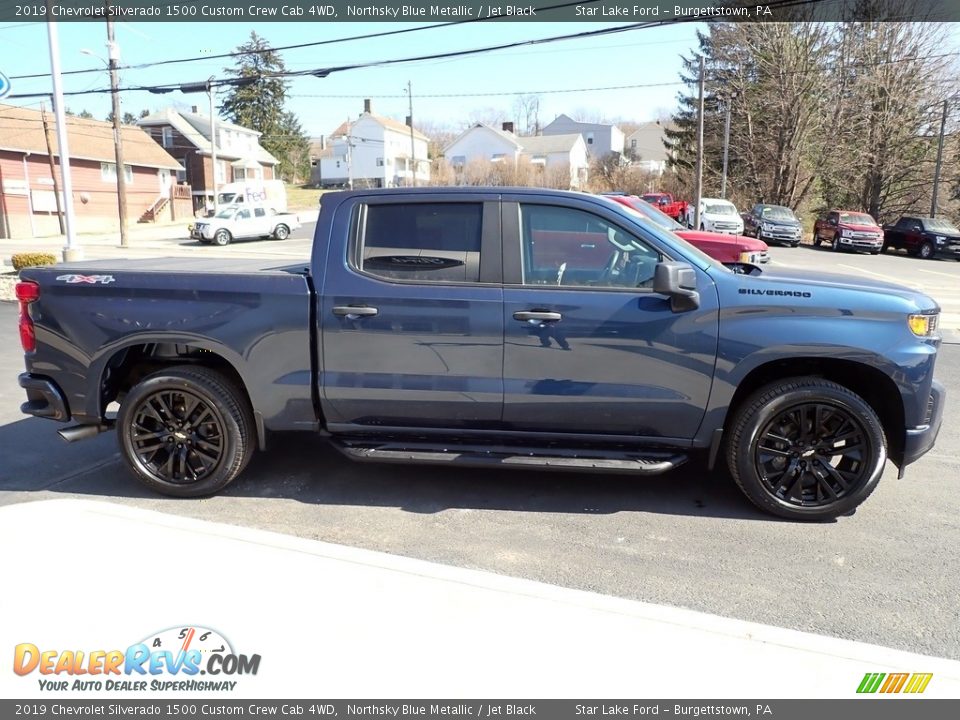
[908,313,939,337]
[761,222,773,232]
[738,251,753,263]
[935,236,946,244]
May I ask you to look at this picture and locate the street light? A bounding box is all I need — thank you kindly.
[181,77,219,214]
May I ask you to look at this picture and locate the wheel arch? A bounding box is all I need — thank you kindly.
[94,339,265,449]
[714,357,905,468]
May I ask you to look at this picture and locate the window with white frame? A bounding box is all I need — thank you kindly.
[491,153,506,163]
[101,162,133,183]
[586,132,594,145]
[376,157,384,167]
[233,168,246,181]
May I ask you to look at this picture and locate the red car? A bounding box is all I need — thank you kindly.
[813,210,884,254]
[604,194,770,266]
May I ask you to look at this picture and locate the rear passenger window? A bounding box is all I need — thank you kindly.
[360,203,483,283]
[254,208,266,218]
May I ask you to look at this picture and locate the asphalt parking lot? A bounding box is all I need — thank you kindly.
[1,230,958,662]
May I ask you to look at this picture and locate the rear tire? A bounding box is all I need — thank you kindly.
[726,377,886,521]
[273,224,290,240]
[117,366,255,498]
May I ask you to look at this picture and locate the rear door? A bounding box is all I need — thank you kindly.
[320,193,504,430]
[500,195,719,440]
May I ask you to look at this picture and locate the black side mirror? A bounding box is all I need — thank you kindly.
[829,218,838,226]
[654,262,700,312]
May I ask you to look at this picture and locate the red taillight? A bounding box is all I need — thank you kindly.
[16,281,39,353]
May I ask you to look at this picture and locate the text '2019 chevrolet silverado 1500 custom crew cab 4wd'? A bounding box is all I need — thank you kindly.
[16,189,945,520]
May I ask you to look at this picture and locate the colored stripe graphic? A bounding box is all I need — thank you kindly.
[857,673,885,693]
[880,673,909,693]
[903,673,933,694]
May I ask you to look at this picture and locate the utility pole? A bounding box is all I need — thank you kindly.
[45,6,81,261]
[693,56,705,230]
[406,80,417,187]
[721,93,734,200]
[931,98,948,218]
[105,0,128,246]
[40,101,65,235]
[345,133,354,190]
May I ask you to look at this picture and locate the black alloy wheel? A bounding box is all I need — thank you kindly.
[118,366,255,497]
[128,388,225,485]
[754,403,872,509]
[727,378,886,520]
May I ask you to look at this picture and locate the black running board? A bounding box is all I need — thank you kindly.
[332,440,687,475]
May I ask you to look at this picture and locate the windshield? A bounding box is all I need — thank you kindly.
[705,202,737,215]
[595,196,728,273]
[759,206,797,222]
[924,217,960,233]
[217,193,240,205]
[215,209,236,219]
[839,212,877,226]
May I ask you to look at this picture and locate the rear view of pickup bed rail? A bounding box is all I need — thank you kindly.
[16,188,945,520]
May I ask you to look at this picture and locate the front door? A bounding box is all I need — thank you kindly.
[501,197,719,440]
[320,194,504,430]
[158,169,171,196]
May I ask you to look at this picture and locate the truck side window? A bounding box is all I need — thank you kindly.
[519,204,660,289]
[360,203,483,283]
[254,208,266,218]
[236,209,250,220]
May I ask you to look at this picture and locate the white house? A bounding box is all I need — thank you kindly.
[443,123,589,189]
[541,114,624,159]
[316,100,430,188]
[625,122,668,175]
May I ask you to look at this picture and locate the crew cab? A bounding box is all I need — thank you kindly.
[16,188,945,521]
[813,210,883,253]
[604,194,769,266]
[742,204,803,247]
[191,205,300,246]
[641,192,688,223]
[882,216,960,260]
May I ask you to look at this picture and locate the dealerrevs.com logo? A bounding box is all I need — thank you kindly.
[13,626,261,692]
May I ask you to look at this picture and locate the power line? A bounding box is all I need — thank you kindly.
[6,0,607,81]
[291,81,686,100]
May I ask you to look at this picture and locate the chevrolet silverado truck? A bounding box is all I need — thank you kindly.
[16,189,945,520]
[812,210,883,253]
[191,205,300,246]
[882,216,960,260]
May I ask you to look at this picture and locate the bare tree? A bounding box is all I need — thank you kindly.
[512,94,542,135]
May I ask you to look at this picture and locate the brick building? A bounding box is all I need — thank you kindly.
[0,103,186,239]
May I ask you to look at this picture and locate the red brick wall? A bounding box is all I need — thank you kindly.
[0,149,173,239]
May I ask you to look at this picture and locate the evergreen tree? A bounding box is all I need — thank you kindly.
[219,31,308,182]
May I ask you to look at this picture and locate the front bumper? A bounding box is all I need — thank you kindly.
[758,228,801,245]
[901,380,945,471]
[933,243,960,259]
[838,234,884,251]
[19,373,70,422]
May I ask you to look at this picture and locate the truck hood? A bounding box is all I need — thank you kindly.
[679,230,766,251]
[839,222,882,233]
[743,266,939,310]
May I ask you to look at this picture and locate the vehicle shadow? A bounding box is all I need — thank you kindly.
[0,417,795,522]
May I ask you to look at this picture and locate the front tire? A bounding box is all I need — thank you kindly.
[117,366,255,497]
[726,378,886,520]
[213,229,231,246]
[919,241,935,260]
[813,231,821,247]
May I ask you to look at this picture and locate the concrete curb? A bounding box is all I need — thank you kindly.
[1,498,958,698]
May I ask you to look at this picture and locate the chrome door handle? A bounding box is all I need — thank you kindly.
[333,305,378,318]
[513,311,562,322]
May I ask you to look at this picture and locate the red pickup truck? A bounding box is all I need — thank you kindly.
[641,192,689,223]
[813,210,884,254]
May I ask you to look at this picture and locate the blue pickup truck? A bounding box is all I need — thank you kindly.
[16,189,945,520]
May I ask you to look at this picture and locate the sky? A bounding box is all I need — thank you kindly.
[0,19,702,138]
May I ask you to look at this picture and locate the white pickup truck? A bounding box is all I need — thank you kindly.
[191,205,301,246]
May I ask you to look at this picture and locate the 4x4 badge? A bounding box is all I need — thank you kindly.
[56,274,116,285]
